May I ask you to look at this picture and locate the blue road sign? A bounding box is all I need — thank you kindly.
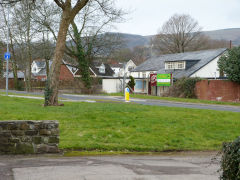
[4,52,10,60]
[126,88,130,93]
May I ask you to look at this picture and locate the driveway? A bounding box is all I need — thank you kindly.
[0,152,220,180]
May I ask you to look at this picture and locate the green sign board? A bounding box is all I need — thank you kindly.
[157,74,171,86]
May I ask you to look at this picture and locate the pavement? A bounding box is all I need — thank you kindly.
[0,152,220,180]
[1,90,240,112]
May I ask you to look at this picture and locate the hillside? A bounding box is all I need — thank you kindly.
[117,28,240,49]
[203,28,240,45]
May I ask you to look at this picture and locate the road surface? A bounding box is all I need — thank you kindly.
[1,90,240,112]
[0,152,220,180]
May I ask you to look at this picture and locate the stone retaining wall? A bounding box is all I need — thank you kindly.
[0,120,59,154]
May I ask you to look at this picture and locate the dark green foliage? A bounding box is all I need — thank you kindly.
[127,76,135,89]
[218,47,240,83]
[167,77,201,98]
[220,136,240,180]
[72,23,92,89]
[15,81,24,91]
[44,79,53,106]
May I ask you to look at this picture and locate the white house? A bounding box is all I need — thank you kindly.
[110,60,136,77]
[31,60,48,75]
[131,48,227,95]
[102,60,136,93]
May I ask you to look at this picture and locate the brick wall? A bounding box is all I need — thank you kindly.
[0,76,102,94]
[195,80,240,102]
[0,79,18,89]
[59,64,74,81]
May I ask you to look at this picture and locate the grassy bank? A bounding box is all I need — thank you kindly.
[0,96,239,152]
[104,93,240,106]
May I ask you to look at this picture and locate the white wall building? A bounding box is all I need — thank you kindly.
[131,48,227,95]
[110,60,136,77]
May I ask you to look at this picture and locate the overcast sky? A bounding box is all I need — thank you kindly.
[113,0,240,36]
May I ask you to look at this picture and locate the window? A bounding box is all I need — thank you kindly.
[99,64,105,74]
[142,73,146,78]
[177,62,185,69]
[128,66,134,71]
[165,61,185,70]
[99,67,105,74]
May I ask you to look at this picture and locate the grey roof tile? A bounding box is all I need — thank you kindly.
[132,48,227,78]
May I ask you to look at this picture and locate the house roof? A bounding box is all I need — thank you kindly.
[4,71,25,79]
[32,61,53,76]
[34,60,46,68]
[63,60,114,77]
[132,48,227,78]
[111,64,124,68]
[91,62,114,77]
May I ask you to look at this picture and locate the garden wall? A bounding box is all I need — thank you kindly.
[0,78,102,94]
[195,80,240,102]
[0,79,15,89]
[0,120,59,154]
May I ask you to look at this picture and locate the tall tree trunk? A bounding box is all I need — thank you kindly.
[9,32,19,90]
[26,11,32,92]
[45,59,49,79]
[46,0,90,106]
[48,12,71,105]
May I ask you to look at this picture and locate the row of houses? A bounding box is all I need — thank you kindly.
[30,59,136,80]
[103,48,227,95]
[3,48,227,95]
[132,48,227,95]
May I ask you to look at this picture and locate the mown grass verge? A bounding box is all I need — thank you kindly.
[0,96,239,152]
[102,93,240,106]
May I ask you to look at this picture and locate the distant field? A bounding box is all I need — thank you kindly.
[0,96,239,152]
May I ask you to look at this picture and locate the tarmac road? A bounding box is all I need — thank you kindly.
[61,94,240,113]
[1,90,240,112]
[0,152,220,180]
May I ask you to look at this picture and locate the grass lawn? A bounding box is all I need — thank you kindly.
[0,96,239,152]
[103,93,240,106]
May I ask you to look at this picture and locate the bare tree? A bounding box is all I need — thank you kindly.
[0,41,4,78]
[0,4,20,89]
[64,1,124,90]
[0,0,36,4]
[10,0,37,91]
[152,14,208,55]
[1,0,124,105]
[43,0,90,106]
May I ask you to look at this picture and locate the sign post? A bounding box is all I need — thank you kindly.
[5,4,10,96]
[125,87,130,102]
[5,52,10,96]
[157,74,171,86]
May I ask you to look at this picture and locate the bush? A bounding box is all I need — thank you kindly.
[127,76,135,91]
[220,136,240,180]
[15,80,25,91]
[165,77,201,98]
[218,47,240,83]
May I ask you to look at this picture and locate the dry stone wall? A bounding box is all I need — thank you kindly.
[0,120,59,154]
